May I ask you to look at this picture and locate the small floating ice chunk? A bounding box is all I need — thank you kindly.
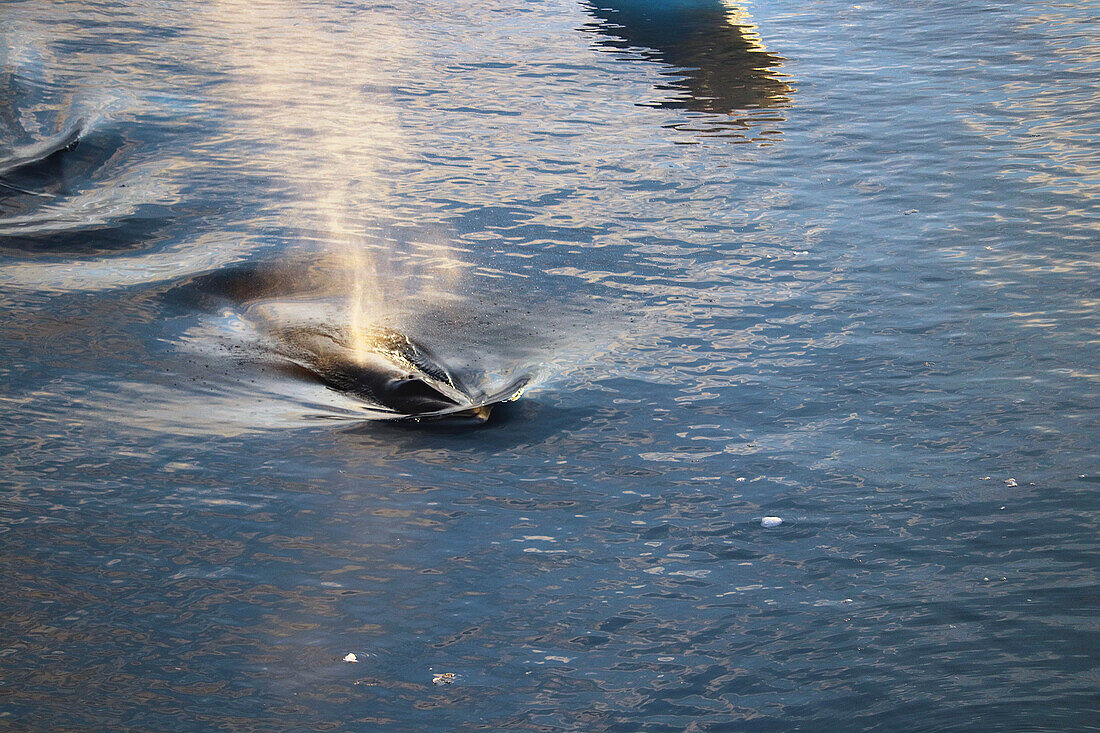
[1004,478,1018,487]
[761,516,783,528]
[432,673,456,685]
[343,653,358,663]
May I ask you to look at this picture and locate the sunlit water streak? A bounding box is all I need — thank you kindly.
[1,0,1098,730]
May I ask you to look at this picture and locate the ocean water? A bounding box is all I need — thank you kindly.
[1,0,1097,730]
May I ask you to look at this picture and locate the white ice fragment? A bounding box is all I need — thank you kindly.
[1004,478,1018,487]
[761,516,783,528]
[343,653,358,663]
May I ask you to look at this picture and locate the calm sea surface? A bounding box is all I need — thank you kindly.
[2,0,1098,730]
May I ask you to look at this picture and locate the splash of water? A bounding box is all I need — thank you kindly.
[190,0,475,365]
[345,245,382,366]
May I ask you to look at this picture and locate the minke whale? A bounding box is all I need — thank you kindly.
[275,326,529,423]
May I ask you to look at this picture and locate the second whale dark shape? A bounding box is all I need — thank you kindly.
[0,122,83,180]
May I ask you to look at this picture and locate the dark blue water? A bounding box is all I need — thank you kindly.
[2,0,1098,730]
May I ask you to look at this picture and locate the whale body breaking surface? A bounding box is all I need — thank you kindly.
[272,325,531,423]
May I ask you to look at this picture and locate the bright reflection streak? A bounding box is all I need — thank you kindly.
[722,1,768,52]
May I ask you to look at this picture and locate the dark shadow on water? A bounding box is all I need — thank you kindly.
[0,207,181,255]
[161,258,333,311]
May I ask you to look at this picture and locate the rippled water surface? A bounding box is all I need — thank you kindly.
[2,0,1098,730]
